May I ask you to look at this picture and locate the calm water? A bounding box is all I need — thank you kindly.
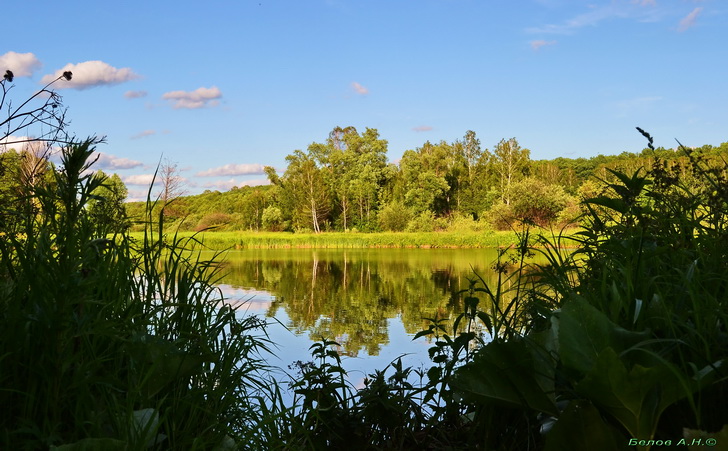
[212,248,506,382]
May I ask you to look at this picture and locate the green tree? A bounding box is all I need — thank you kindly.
[492,138,530,205]
[283,150,330,232]
[88,172,129,235]
[261,205,284,231]
[399,141,453,215]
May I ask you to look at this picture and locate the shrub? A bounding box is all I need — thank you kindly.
[378,201,412,231]
[195,212,232,231]
[483,202,515,230]
[261,206,284,231]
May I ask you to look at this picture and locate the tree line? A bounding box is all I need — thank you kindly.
[127,126,728,233]
[4,126,727,234]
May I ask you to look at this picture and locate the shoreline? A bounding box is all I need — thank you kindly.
[127,229,581,250]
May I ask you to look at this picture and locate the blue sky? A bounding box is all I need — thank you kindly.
[2,0,725,200]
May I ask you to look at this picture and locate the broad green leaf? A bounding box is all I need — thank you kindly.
[559,296,649,373]
[545,400,629,451]
[452,339,557,416]
[576,347,687,441]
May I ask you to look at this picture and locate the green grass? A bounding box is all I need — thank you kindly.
[126,229,580,250]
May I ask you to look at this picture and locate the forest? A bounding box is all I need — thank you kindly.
[116,126,728,235]
[3,122,727,237]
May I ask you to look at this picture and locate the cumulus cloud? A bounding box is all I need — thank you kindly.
[162,86,222,109]
[531,40,557,50]
[0,52,42,77]
[412,125,433,132]
[95,153,143,170]
[0,135,31,151]
[122,174,158,186]
[124,90,148,99]
[678,7,702,32]
[201,178,270,191]
[131,130,156,140]
[351,82,369,95]
[196,163,266,177]
[126,189,151,202]
[40,60,139,89]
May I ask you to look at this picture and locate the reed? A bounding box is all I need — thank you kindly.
[0,140,276,449]
[125,229,563,250]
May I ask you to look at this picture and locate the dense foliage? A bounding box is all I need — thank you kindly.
[0,140,274,449]
[121,126,728,235]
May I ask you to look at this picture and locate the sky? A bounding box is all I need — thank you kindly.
[1,0,726,200]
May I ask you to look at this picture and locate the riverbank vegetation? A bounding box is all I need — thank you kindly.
[3,134,726,449]
[117,127,728,239]
[127,230,531,249]
[2,71,726,449]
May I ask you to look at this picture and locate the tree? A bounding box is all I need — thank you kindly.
[88,171,129,235]
[460,130,482,186]
[283,150,330,232]
[399,141,452,215]
[159,159,186,218]
[492,138,530,205]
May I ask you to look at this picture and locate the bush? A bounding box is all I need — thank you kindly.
[378,201,412,231]
[195,212,232,231]
[405,210,436,232]
[445,212,490,233]
[509,177,569,226]
[261,206,284,231]
[483,202,515,230]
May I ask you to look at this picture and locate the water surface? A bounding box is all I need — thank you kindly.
[214,248,507,380]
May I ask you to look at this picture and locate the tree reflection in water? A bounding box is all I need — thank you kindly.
[214,248,505,357]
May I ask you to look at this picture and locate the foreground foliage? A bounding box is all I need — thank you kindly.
[254,134,728,450]
[0,140,274,449]
[2,133,726,450]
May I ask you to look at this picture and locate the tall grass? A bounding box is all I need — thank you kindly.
[0,139,275,449]
[126,230,564,250]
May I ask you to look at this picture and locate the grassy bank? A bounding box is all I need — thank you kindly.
[126,229,579,250]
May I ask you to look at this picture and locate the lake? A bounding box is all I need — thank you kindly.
[211,248,508,385]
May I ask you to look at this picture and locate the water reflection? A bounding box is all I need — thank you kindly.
[214,248,503,357]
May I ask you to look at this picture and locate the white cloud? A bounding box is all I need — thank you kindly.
[131,130,156,140]
[95,152,143,170]
[0,52,42,77]
[0,135,30,151]
[122,174,158,186]
[531,40,557,50]
[126,189,151,203]
[201,178,270,191]
[528,1,663,35]
[41,61,140,89]
[351,82,369,95]
[678,7,702,32]
[196,163,266,177]
[162,86,222,109]
[412,125,433,132]
[124,90,148,99]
